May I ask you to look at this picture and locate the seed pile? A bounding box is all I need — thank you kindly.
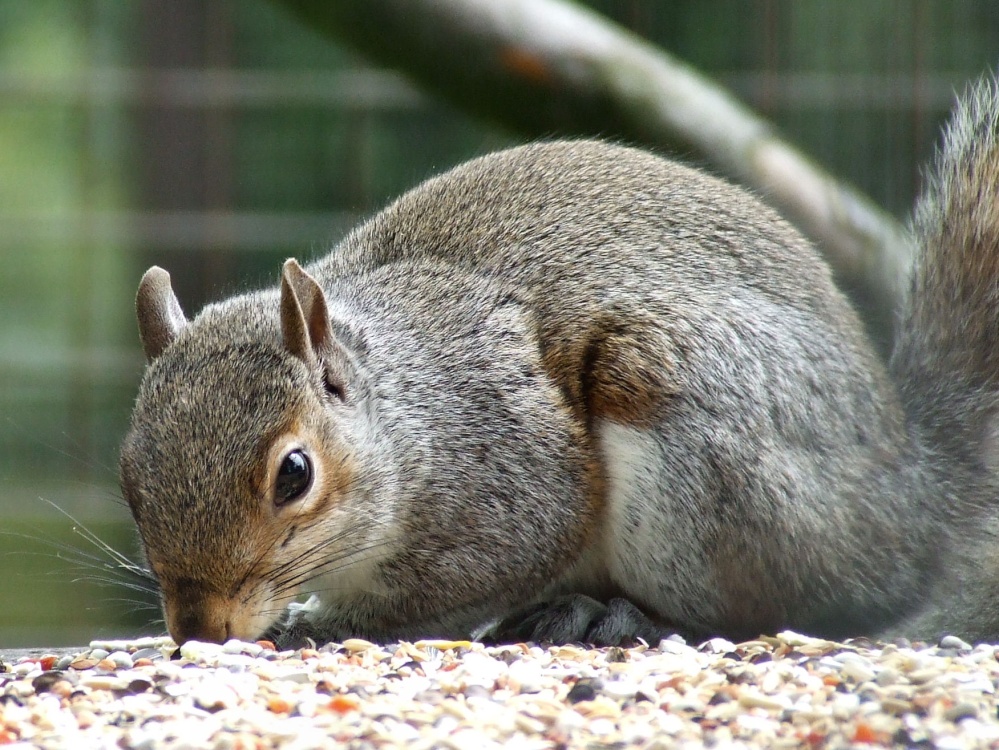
[1,631,999,748]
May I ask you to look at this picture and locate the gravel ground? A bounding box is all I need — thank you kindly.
[1,631,998,749]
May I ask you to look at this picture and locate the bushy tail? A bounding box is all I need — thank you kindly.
[891,76,999,473]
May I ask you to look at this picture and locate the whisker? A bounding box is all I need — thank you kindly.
[267,538,395,600]
[35,497,154,581]
[264,530,386,582]
[102,598,161,611]
[3,416,120,479]
[65,574,159,596]
[2,531,150,584]
[3,500,162,634]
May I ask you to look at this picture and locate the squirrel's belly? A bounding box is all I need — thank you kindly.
[596,420,721,626]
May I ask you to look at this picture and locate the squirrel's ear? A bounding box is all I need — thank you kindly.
[136,266,187,361]
[280,259,333,366]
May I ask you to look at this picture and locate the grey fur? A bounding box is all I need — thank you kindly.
[121,76,999,647]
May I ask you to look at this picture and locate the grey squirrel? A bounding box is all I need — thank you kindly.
[120,76,999,648]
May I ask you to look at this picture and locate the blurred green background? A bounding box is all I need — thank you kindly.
[1,0,997,647]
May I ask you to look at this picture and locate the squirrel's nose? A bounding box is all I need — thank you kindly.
[170,609,230,645]
[165,594,231,645]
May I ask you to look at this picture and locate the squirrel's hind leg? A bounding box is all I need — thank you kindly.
[478,594,677,647]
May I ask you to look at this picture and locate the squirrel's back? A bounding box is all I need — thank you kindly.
[327,140,851,319]
[320,141,893,433]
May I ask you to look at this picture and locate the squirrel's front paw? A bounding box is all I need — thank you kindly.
[482,595,674,647]
[261,595,323,649]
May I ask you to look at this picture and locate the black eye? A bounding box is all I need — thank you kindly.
[275,449,312,505]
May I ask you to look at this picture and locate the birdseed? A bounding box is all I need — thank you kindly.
[1,631,999,748]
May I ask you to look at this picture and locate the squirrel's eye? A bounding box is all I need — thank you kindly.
[275,449,312,505]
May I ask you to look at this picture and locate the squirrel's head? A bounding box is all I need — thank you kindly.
[120,260,365,645]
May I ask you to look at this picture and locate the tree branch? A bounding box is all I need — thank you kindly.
[275,0,914,341]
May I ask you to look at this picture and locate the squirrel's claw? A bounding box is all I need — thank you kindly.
[262,595,322,650]
[481,595,676,647]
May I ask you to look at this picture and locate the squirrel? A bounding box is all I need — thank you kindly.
[120,75,999,649]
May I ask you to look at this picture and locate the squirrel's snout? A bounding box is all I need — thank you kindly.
[168,608,230,646]
[165,591,245,646]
